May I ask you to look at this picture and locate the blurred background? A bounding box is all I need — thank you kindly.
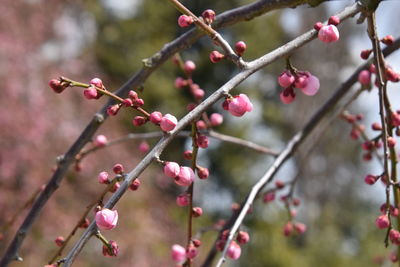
[1,0,400,266]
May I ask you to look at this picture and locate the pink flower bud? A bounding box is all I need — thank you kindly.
[132,116,146,127]
[102,240,119,257]
[113,163,124,174]
[107,104,121,116]
[160,114,178,132]
[314,22,323,31]
[178,15,193,27]
[202,9,216,24]
[83,87,99,100]
[360,49,372,60]
[375,214,390,229]
[390,229,400,245]
[227,241,241,260]
[197,135,209,148]
[364,174,377,185]
[138,141,149,153]
[388,136,396,147]
[149,111,163,124]
[175,166,195,186]
[278,71,295,88]
[186,244,199,259]
[301,75,320,96]
[275,180,284,188]
[183,150,193,160]
[210,51,225,63]
[197,167,209,179]
[98,171,109,184]
[328,15,340,26]
[164,162,180,178]
[369,64,376,73]
[318,25,340,43]
[283,222,293,236]
[237,231,250,244]
[184,60,196,73]
[129,179,141,191]
[382,35,394,46]
[192,239,201,247]
[110,182,120,193]
[192,88,205,100]
[55,236,65,247]
[49,79,67,94]
[358,70,371,85]
[90,78,103,88]
[133,98,144,107]
[174,77,187,88]
[210,113,223,126]
[176,193,190,207]
[128,90,138,100]
[280,88,296,104]
[123,98,133,107]
[192,207,203,217]
[171,244,186,264]
[263,192,275,203]
[94,135,107,147]
[294,73,308,89]
[95,209,118,230]
[228,94,253,117]
[294,222,307,234]
[235,41,247,56]
[196,120,207,130]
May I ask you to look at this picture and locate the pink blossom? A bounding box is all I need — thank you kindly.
[176,193,190,207]
[192,207,203,217]
[318,25,340,43]
[235,41,247,56]
[300,75,320,96]
[138,141,149,153]
[390,229,400,245]
[90,78,103,88]
[358,70,371,85]
[228,94,253,117]
[113,163,124,174]
[197,167,209,179]
[175,166,195,186]
[149,111,163,124]
[197,135,209,148]
[132,116,146,127]
[237,231,250,244]
[94,135,107,147]
[364,174,377,185]
[210,113,223,126]
[294,222,307,234]
[186,244,199,259]
[129,179,141,191]
[184,60,196,73]
[278,70,295,88]
[227,241,241,260]
[48,79,67,94]
[102,240,119,257]
[171,244,186,263]
[375,214,390,229]
[164,162,180,178]
[107,104,121,116]
[98,171,109,184]
[280,88,296,104]
[202,9,216,24]
[210,51,224,63]
[196,120,207,130]
[178,15,193,27]
[95,209,118,230]
[54,236,65,247]
[160,114,178,132]
[83,87,99,100]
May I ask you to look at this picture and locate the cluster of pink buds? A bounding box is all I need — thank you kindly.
[215,230,250,260]
[103,240,119,257]
[83,78,104,100]
[222,94,253,117]
[95,208,118,230]
[278,69,320,104]
[171,239,202,264]
[314,16,340,43]
[177,9,216,28]
[164,162,195,186]
[174,60,206,101]
[283,221,307,236]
